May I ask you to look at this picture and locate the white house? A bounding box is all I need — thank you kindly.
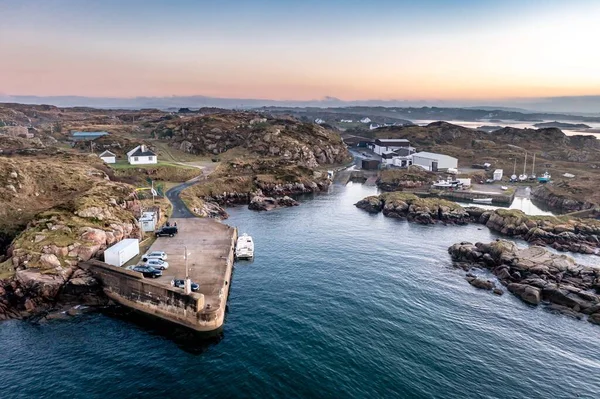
[412,151,458,171]
[360,117,372,124]
[127,145,157,165]
[372,138,411,155]
[493,169,504,181]
[99,150,116,164]
[369,123,381,130]
[314,118,326,125]
[340,119,353,123]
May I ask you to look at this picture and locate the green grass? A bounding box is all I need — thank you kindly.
[111,160,197,170]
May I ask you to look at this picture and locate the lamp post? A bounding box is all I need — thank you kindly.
[184,246,191,294]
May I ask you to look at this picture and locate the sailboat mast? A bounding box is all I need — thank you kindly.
[523,153,527,175]
[532,153,536,175]
[513,158,516,175]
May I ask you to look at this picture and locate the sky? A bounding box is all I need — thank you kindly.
[1,0,599,101]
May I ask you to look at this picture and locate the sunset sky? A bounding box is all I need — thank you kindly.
[1,0,599,101]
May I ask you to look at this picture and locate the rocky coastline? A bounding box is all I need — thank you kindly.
[448,240,600,325]
[355,193,471,225]
[532,185,597,213]
[355,193,600,256]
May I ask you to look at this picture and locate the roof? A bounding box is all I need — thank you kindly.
[128,145,156,157]
[413,151,458,161]
[71,131,109,137]
[99,150,116,157]
[374,138,410,146]
[104,238,139,254]
[494,169,503,173]
[393,148,413,157]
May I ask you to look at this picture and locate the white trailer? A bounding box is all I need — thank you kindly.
[103,239,139,267]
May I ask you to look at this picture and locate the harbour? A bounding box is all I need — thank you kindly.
[82,218,237,333]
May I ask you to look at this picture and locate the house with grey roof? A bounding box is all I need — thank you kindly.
[126,145,157,165]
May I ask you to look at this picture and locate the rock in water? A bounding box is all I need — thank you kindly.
[448,239,600,325]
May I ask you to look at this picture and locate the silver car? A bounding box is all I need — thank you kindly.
[142,251,168,262]
[145,259,169,270]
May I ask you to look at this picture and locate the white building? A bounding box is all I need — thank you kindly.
[372,138,411,155]
[412,151,458,171]
[340,119,353,123]
[360,117,372,124]
[99,150,116,164]
[127,145,157,165]
[493,169,504,181]
[314,118,326,124]
[369,123,381,130]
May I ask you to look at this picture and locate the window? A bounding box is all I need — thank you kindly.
[148,156,153,161]
[134,157,138,161]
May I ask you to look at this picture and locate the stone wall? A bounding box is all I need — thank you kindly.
[80,260,214,331]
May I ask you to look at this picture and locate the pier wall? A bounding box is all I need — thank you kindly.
[80,260,213,332]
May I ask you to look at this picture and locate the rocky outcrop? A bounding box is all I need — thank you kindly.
[532,185,596,213]
[0,267,105,321]
[448,240,600,325]
[153,113,352,168]
[355,193,471,225]
[248,191,299,211]
[355,196,383,213]
[465,208,600,255]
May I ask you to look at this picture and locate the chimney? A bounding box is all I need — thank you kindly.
[141,144,146,152]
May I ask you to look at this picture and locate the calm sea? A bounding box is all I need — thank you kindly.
[1,183,599,399]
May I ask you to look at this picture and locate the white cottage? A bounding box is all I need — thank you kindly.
[99,150,116,164]
[127,145,157,165]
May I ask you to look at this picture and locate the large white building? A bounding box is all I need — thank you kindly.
[412,151,458,171]
[127,145,157,165]
[372,138,411,155]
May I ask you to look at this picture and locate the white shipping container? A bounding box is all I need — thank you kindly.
[103,239,139,267]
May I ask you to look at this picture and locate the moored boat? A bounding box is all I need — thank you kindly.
[538,171,551,183]
[235,233,254,260]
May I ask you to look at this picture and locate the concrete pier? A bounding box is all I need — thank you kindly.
[82,218,237,333]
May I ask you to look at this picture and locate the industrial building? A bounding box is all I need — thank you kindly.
[412,152,458,171]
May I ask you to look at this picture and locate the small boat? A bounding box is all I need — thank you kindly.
[473,198,493,204]
[518,174,528,182]
[501,186,508,190]
[538,171,551,183]
[235,233,254,260]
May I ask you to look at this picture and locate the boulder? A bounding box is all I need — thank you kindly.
[466,277,495,290]
[39,253,61,269]
[507,283,541,305]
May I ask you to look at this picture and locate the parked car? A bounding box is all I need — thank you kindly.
[142,251,167,262]
[131,266,163,278]
[155,226,178,237]
[145,259,169,270]
[171,279,200,292]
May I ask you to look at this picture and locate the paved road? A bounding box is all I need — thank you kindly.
[166,177,201,218]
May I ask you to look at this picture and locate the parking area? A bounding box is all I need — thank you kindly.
[142,218,236,309]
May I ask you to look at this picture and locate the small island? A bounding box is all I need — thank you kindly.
[534,121,591,129]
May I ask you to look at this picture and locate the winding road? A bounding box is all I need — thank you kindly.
[165,161,219,218]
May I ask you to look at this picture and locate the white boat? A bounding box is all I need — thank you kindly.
[235,233,254,260]
[473,198,493,204]
[501,186,508,190]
